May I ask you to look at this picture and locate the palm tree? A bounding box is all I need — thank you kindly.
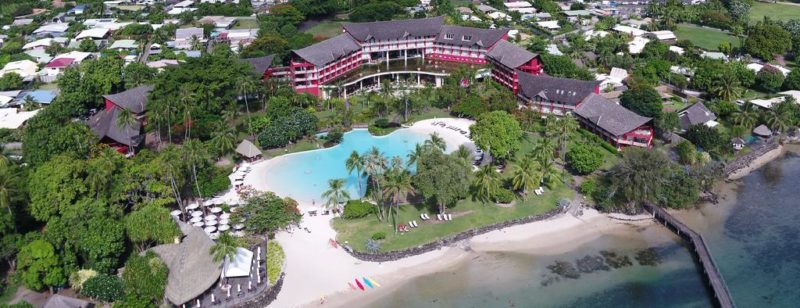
[732,102,758,129]
[116,108,138,154]
[0,164,19,231]
[766,106,791,133]
[533,138,557,164]
[209,128,236,158]
[556,116,579,159]
[345,151,365,196]
[538,157,562,188]
[453,144,473,163]
[712,74,741,101]
[322,178,350,211]
[543,115,558,137]
[382,168,415,233]
[511,156,541,196]
[473,165,500,202]
[406,143,426,168]
[179,88,197,139]
[236,77,256,137]
[424,133,446,152]
[209,232,239,284]
[182,140,208,203]
[363,147,388,219]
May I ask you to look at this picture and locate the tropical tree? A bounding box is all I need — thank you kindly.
[511,156,541,196]
[382,167,415,233]
[539,156,563,188]
[0,163,19,231]
[453,144,473,163]
[209,128,237,158]
[178,88,197,139]
[533,138,557,164]
[182,140,208,202]
[472,165,501,202]
[116,108,137,154]
[471,111,523,161]
[732,102,758,128]
[322,178,350,210]
[712,74,742,101]
[605,148,671,211]
[345,151,365,196]
[209,232,239,284]
[424,133,446,152]
[236,76,256,136]
[406,143,426,168]
[555,115,579,158]
[363,147,388,219]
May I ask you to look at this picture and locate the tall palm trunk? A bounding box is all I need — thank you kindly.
[243,89,253,137]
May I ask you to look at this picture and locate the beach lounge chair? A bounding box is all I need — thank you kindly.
[447,214,453,220]
[420,214,427,220]
[409,221,414,228]
[437,214,442,220]
[412,220,418,227]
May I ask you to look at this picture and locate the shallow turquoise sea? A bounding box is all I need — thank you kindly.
[367,152,800,308]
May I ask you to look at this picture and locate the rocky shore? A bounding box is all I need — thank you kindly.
[724,139,784,181]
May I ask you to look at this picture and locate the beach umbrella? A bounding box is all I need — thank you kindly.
[204,226,216,233]
[211,207,222,213]
[230,207,239,213]
[219,224,230,231]
[206,219,218,226]
[170,210,182,217]
[190,216,203,223]
[186,203,199,210]
[233,231,244,237]
[203,199,214,207]
[234,224,244,230]
[220,213,231,219]
[193,221,205,227]
[219,219,229,225]
[191,211,203,217]
[205,214,218,221]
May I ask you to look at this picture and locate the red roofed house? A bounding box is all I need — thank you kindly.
[44,57,75,76]
[89,85,154,154]
[485,40,543,94]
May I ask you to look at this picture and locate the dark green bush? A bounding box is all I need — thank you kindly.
[199,166,231,197]
[325,129,343,145]
[374,118,390,128]
[371,232,386,240]
[81,274,124,302]
[342,200,375,219]
[493,188,515,204]
[580,179,597,196]
[566,144,604,175]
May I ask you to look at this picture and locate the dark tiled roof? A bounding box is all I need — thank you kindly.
[486,40,537,69]
[88,107,142,146]
[103,85,154,114]
[342,16,444,42]
[244,55,274,76]
[435,25,507,48]
[292,33,360,67]
[678,102,716,131]
[574,93,652,137]
[517,72,600,106]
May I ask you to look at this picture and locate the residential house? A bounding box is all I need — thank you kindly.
[76,28,111,41]
[24,50,53,64]
[108,39,139,50]
[88,85,154,153]
[68,4,88,15]
[18,89,58,105]
[33,23,70,37]
[678,102,718,132]
[0,108,41,129]
[645,30,677,44]
[174,27,205,50]
[516,72,600,116]
[22,37,68,51]
[244,55,275,80]
[612,24,646,37]
[504,1,536,14]
[218,29,258,51]
[537,20,561,31]
[198,16,237,29]
[0,60,39,82]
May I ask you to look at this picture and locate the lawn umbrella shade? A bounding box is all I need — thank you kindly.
[234,224,244,230]
[219,225,230,232]
[205,214,218,221]
[190,216,203,223]
[186,203,199,210]
[170,210,182,217]
[211,207,223,214]
[220,213,231,220]
[204,226,217,234]
[206,219,218,226]
[193,221,205,227]
[191,211,203,217]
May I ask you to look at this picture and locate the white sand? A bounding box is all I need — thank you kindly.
[270,208,653,308]
[727,144,785,180]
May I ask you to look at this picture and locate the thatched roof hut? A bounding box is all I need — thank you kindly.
[235,139,261,159]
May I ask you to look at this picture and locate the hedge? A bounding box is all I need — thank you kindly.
[266,241,284,285]
[342,200,375,219]
[81,274,124,302]
[578,129,618,154]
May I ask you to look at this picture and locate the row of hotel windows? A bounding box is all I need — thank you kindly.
[444,33,472,41]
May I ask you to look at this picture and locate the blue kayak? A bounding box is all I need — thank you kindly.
[362,277,374,289]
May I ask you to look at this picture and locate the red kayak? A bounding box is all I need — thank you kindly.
[355,278,365,291]
[348,282,358,290]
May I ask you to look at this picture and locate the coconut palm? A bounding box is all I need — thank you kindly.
[712,74,741,101]
[236,77,256,136]
[538,156,562,188]
[209,128,236,158]
[533,138,557,164]
[453,144,473,163]
[543,115,558,137]
[424,133,446,152]
[382,168,415,233]
[732,102,758,129]
[473,165,501,202]
[209,232,239,284]
[406,143,426,168]
[116,108,138,154]
[0,164,19,231]
[766,108,791,133]
[322,178,350,211]
[556,115,579,159]
[345,151,365,196]
[363,147,388,219]
[182,139,208,203]
[511,156,541,196]
[178,88,197,139]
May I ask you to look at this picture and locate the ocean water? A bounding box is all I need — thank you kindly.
[367,150,800,308]
[262,129,432,204]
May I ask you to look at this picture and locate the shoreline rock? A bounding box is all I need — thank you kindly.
[724,139,784,181]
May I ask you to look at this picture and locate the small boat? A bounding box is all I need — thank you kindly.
[355,279,365,291]
[348,282,358,290]
[362,277,374,289]
[366,277,381,288]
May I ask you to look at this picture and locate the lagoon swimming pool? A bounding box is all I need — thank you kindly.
[260,129,436,204]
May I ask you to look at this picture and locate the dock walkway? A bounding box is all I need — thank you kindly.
[643,204,735,308]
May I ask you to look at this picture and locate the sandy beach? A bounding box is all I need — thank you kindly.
[270,208,654,308]
[727,144,785,180]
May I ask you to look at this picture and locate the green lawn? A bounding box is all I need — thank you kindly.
[332,185,572,252]
[264,139,319,158]
[675,23,741,51]
[750,2,800,22]
[233,18,259,29]
[304,22,343,39]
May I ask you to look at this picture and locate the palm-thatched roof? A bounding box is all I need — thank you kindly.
[150,221,222,306]
[235,139,261,158]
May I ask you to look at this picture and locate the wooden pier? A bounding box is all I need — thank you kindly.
[643,204,735,308]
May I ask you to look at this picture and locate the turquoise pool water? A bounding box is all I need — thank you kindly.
[262,129,433,204]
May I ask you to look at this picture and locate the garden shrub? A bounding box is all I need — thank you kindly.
[374,118,390,128]
[266,241,284,285]
[69,269,98,291]
[81,274,124,302]
[493,188,515,204]
[199,166,231,197]
[580,179,597,196]
[566,144,604,175]
[675,141,697,165]
[342,200,375,219]
[578,129,617,153]
[371,232,386,241]
[325,129,343,145]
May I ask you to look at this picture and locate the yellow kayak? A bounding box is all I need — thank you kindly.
[366,277,381,288]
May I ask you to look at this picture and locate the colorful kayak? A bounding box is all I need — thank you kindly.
[354,279,365,291]
[348,282,358,290]
[362,277,374,289]
[366,277,381,288]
